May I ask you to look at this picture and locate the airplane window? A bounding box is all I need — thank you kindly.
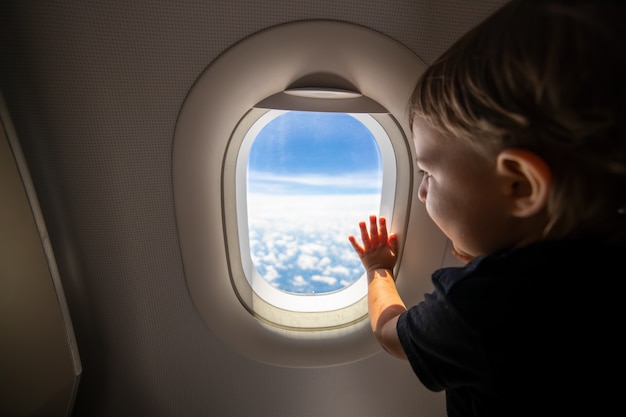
[246,111,382,295]
[224,107,400,328]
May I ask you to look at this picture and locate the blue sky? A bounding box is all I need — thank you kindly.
[247,111,382,195]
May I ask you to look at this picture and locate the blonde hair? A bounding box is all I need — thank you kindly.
[410,0,626,240]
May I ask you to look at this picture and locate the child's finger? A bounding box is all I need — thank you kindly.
[348,235,364,255]
[369,215,379,244]
[379,217,388,242]
[389,233,399,254]
[359,221,371,248]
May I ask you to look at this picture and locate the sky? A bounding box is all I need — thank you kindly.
[247,111,383,294]
[247,111,382,195]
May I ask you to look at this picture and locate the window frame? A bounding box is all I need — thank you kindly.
[223,106,412,330]
[172,19,432,366]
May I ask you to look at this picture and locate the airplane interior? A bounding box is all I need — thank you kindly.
[1,1,509,416]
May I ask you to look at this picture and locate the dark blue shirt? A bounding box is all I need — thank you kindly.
[397,237,623,416]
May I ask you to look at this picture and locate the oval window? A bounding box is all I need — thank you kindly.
[223,106,405,329]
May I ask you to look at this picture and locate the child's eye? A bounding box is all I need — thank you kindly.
[418,169,431,178]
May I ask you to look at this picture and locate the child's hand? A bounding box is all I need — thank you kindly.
[349,215,398,273]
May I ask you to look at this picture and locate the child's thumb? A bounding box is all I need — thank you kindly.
[389,233,399,254]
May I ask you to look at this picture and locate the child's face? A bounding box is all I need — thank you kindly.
[411,118,521,259]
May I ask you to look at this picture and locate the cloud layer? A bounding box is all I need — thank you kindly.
[248,193,380,294]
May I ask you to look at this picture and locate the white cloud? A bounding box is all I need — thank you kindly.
[297,253,319,270]
[261,251,277,264]
[318,256,331,268]
[291,275,307,287]
[311,275,338,286]
[300,242,327,255]
[263,265,280,282]
[247,193,380,226]
[249,171,382,190]
[323,264,351,276]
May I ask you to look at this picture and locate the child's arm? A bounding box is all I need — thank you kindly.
[349,215,407,360]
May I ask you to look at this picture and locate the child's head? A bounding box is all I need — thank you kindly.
[410,0,626,253]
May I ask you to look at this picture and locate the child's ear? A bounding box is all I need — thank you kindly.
[496,149,551,218]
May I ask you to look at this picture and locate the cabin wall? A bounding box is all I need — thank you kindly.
[0,96,80,417]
